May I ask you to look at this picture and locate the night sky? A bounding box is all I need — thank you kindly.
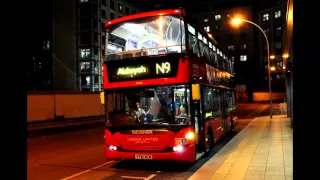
[124,0,282,12]
[124,0,250,11]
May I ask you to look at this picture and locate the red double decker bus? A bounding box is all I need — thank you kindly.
[102,9,237,163]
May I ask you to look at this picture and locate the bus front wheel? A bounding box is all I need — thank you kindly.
[205,131,213,155]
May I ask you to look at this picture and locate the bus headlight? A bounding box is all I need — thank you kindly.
[173,145,184,152]
[109,145,118,151]
[185,132,195,140]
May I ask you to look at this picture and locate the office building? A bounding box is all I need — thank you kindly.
[255,2,287,92]
[193,6,255,100]
[78,0,140,91]
[29,0,141,91]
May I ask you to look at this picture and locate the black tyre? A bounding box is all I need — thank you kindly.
[205,131,214,155]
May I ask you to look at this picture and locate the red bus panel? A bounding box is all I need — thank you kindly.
[105,9,184,28]
[104,127,196,162]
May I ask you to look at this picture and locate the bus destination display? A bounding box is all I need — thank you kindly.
[107,58,179,82]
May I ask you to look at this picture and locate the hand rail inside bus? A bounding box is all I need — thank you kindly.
[105,44,186,59]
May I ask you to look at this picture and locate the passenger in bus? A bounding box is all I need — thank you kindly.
[158,100,171,120]
[145,105,153,122]
[180,104,187,116]
[135,102,146,122]
[125,96,130,113]
[168,94,179,115]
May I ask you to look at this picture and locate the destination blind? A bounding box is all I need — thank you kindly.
[106,57,179,82]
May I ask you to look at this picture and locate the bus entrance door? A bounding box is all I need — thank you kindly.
[221,90,228,133]
[191,84,205,156]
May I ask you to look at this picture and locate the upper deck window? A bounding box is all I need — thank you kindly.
[105,15,185,61]
[188,24,195,35]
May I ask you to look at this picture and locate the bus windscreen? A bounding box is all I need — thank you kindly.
[107,85,191,126]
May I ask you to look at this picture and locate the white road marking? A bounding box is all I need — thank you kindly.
[121,176,145,179]
[121,174,157,180]
[246,105,267,117]
[146,174,157,180]
[60,160,114,180]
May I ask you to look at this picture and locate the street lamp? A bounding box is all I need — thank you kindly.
[231,17,273,119]
[282,54,289,70]
[270,55,275,60]
[282,54,289,59]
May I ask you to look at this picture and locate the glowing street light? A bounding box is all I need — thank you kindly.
[230,16,273,119]
[270,55,275,59]
[231,18,242,26]
[282,54,289,58]
[270,66,276,71]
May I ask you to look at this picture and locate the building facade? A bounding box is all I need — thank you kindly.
[256,2,287,92]
[282,0,293,124]
[29,0,54,91]
[192,6,255,101]
[77,0,141,91]
[29,0,141,92]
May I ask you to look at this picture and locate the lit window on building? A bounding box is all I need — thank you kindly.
[240,55,247,61]
[228,45,234,51]
[276,26,282,31]
[204,26,210,32]
[276,75,281,79]
[80,62,91,72]
[262,13,269,21]
[204,18,209,23]
[84,76,91,86]
[231,56,234,61]
[81,49,91,58]
[263,28,270,34]
[215,14,221,20]
[118,4,123,12]
[275,10,281,18]
[43,41,50,50]
[80,0,88,3]
[241,44,247,50]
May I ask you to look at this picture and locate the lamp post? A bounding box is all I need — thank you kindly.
[231,17,273,119]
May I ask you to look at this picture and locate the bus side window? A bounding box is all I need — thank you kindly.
[203,87,214,118]
[212,88,221,117]
[187,24,198,56]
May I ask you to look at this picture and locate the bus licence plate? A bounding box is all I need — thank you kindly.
[134,154,153,160]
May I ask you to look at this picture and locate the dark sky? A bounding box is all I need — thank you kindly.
[125,0,283,12]
[125,0,251,11]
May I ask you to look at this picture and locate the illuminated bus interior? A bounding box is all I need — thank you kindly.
[106,15,186,61]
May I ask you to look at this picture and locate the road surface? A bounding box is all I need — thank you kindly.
[28,103,280,180]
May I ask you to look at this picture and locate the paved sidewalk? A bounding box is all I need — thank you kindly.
[188,115,292,180]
